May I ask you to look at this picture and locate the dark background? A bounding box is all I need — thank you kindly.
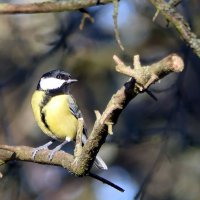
[0,0,200,199]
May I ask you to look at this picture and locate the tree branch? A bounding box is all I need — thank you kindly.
[0,0,112,14]
[113,0,124,51]
[0,53,184,179]
[0,145,74,171]
[149,0,200,58]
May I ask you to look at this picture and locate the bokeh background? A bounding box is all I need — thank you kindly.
[0,0,200,199]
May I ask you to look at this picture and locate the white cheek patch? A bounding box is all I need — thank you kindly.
[40,77,66,90]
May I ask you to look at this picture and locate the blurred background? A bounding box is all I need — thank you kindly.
[0,0,200,199]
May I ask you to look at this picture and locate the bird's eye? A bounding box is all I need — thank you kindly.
[57,75,61,79]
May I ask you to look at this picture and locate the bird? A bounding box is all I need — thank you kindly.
[31,69,107,170]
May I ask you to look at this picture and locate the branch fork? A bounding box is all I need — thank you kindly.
[0,53,184,187]
[114,54,159,91]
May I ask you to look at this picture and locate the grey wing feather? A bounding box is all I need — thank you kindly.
[68,95,87,134]
[68,95,83,119]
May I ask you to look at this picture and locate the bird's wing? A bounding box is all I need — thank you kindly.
[67,95,83,119]
[67,94,88,134]
[67,95,107,170]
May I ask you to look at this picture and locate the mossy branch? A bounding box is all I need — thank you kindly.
[149,0,200,58]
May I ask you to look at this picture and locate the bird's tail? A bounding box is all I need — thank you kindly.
[82,133,108,170]
[94,154,108,170]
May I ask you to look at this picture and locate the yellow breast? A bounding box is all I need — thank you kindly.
[31,90,78,141]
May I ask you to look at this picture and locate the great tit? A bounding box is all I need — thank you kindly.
[31,69,107,170]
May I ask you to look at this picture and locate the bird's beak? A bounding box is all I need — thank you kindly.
[67,79,78,84]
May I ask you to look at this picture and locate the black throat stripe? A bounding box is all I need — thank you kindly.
[40,92,53,131]
[41,111,50,130]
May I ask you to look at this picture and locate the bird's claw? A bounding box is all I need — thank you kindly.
[32,149,39,160]
[48,150,56,161]
[47,147,61,161]
[72,157,80,167]
[32,146,48,160]
[32,147,57,161]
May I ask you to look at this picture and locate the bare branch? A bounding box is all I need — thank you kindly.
[112,0,124,51]
[149,0,200,58]
[0,144,124,192]
[0,145,74,171]
[0,0,112,14]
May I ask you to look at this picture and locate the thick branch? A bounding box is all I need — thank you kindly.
[0,54,184,177]
[149,0,200,58]
[0,145,74,171]
[0,0,112,14]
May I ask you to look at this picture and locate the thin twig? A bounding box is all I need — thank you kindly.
[79,8,94,30]
[112,0,124,51]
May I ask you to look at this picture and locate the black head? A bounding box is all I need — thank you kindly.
[37,70,77,93]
